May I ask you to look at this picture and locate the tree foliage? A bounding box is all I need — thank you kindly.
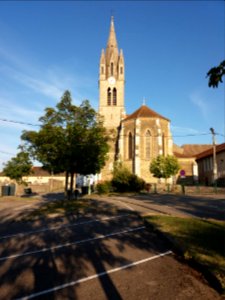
[112,162,145,192]
[3,151,33,184]
[207,60,225,88]
[150,155,180,180]
[21,90,109,196]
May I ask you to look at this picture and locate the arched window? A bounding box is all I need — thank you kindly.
[120,66,123,74]
[111,62,113,76]
[101,66,104,74]
[107,88,111,105]
[113,88,117,105]
[128,132,133,160]
[145,130,151,159]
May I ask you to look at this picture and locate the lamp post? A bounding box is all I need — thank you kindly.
[210,128,218,184]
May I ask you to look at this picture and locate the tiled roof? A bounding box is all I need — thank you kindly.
[196,143,225,160]
[174,152,194,159]
[0,167,65,177]
[181,144,212,157]
[123,105,170,122]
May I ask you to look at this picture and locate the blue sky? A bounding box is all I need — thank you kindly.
[0,1,224,170]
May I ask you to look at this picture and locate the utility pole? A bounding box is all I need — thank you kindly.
[210,128,217,184]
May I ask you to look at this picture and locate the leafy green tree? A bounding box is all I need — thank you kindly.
[21,90,109,198]
[150,155,180,182]
[207,60,225,88]
[3,151,32,184]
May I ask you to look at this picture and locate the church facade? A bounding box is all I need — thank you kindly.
[98,17,173,183]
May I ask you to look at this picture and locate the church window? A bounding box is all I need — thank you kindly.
[101,66,104,74]
[107,88,111,105]
[120,67,123,74]
[128,132,133,160]
[145,130,151,159]
[162,133,165,156]
[113,88,117,105]
[111,62,113,75]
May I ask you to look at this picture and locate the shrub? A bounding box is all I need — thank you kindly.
[96,181,112,194]
[112,162,145,193]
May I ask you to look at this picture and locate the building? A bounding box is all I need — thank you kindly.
[98,17,173,183]
[173,144,212,184]
[196,143,225,186]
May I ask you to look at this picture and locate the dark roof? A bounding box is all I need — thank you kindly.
[123,105,170,122]
[196,143,225,160]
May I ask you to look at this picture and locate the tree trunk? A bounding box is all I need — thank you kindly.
[65,171,69,196]
[68,172,74,200]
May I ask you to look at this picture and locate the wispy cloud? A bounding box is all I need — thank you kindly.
[189,92,209,118]
[171,125,205,135]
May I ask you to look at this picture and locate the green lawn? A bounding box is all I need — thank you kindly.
[144,215,225,293]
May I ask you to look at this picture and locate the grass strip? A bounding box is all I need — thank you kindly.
[144,215,225,294]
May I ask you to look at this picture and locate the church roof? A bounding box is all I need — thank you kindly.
[123,104,170,122]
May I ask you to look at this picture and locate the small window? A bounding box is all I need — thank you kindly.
[111,63,113,76]
[113,88,117,105]
[120,67,123,74]
[107,88,111,105]
[162,133,165,156]
[101,66,104,74]
[145,130,151,159]
[128,132,133,160]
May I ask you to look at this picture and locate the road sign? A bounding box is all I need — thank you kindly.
[180,170,186,178]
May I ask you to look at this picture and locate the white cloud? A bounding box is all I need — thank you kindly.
[189,92,209,118]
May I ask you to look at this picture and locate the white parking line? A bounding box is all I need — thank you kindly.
[118,201,134,211]
[0,213,131,240]
[0,226,145,261]
[16,250,172,300]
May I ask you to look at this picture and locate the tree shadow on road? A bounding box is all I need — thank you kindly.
[0,195,211,299]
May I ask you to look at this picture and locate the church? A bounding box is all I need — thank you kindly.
[98,17,174,183]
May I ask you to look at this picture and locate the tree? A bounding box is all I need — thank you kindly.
[150,155,180,182]
[21,90,109,198]
[207,60,225,88]
[3,151,32,184]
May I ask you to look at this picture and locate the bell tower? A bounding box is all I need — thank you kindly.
[99,17,125,130]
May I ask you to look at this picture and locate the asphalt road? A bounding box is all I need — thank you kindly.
[93,193,225,220]
[0,195,222,299]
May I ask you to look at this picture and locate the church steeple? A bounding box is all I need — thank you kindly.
[98,16,125,129]
[106,16,119,62]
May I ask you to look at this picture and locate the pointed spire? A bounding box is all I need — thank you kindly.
[100,49,105,64]
[118,49,124,64]
[106,16,119,61]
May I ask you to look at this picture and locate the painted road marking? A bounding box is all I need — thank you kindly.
[0,226,145,261]
[118,201,134,211]
[16,250,172,300]
[0,213,131,240]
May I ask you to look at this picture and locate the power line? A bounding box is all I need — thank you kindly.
[0,118,40,127]
[0,150,16,156]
